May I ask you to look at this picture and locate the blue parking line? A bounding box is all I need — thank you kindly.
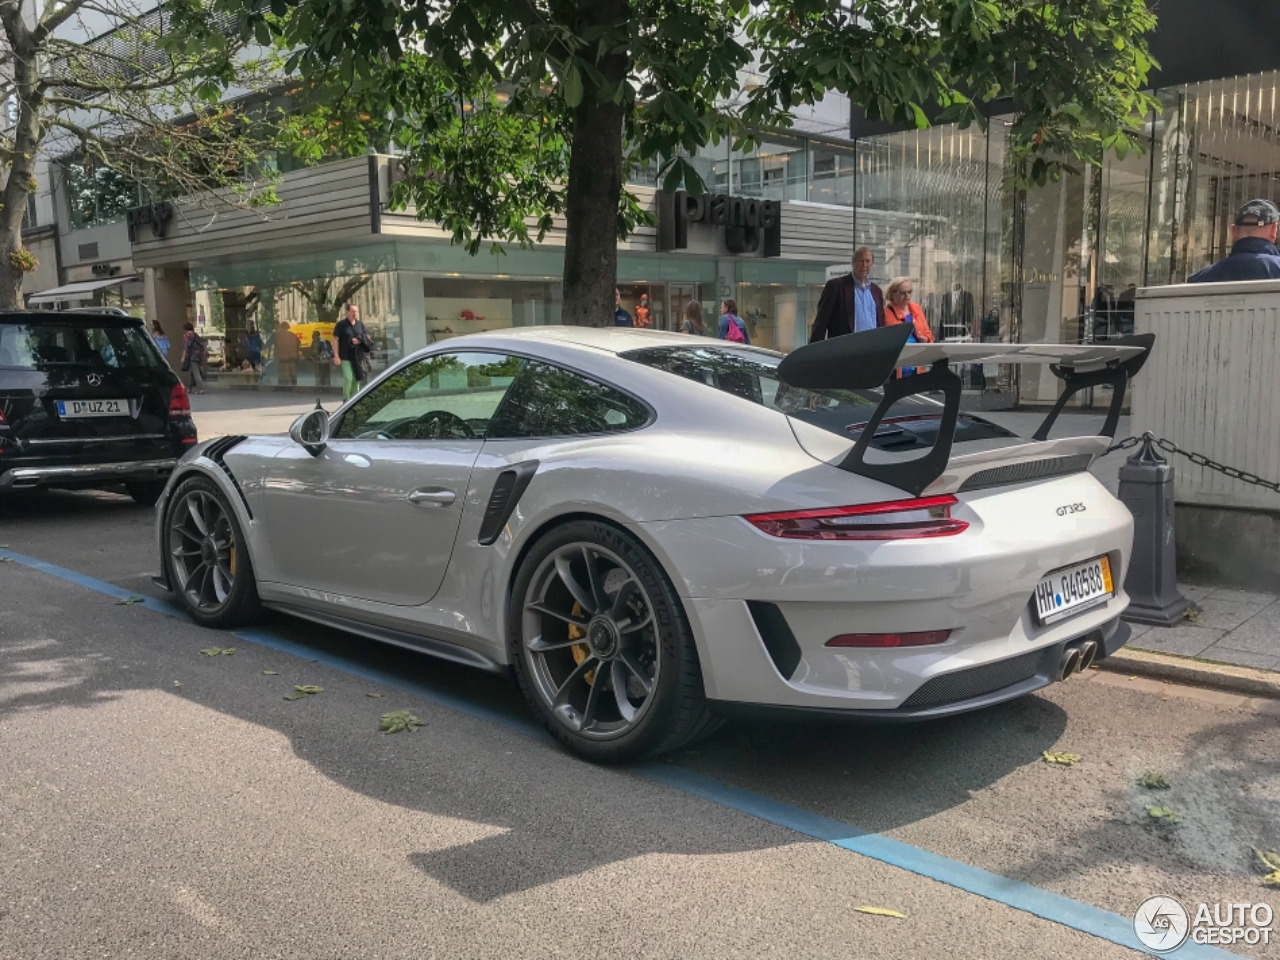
[0,546,1239,958]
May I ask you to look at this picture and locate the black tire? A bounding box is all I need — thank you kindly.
[508,519,717,763]
[162,474,262,629]
[126,480,167,507]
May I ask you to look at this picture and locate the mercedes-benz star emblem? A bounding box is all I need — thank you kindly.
[87,374,103,386]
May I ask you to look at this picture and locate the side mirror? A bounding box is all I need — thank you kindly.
[289,409,329,456]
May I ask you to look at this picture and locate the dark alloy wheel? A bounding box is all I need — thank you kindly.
[508,520,717,763]
[163,475,261,628]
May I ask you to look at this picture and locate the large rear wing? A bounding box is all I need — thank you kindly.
[777,325,1154,496]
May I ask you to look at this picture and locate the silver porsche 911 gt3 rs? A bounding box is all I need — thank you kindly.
[154,324,1151,762]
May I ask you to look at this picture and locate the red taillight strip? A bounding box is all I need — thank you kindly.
[827,630,952,648]
[744,495,968,541]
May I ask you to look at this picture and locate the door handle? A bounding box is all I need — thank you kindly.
[407,487,456,507]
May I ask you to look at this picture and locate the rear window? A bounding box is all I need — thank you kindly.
[0,321,165,371]
[622,344,939,437]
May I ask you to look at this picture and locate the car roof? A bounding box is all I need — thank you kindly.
[456,325,761,356]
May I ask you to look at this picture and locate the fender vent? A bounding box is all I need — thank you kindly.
[477,461,539,545]
[746,601,803,680]
[958,454,1093,492]
[206,435,251,517]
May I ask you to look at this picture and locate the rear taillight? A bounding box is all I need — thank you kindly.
[827,630,952,648]
[745,495,968,540]
[169,382,191,418]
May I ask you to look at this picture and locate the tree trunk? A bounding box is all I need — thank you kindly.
[0,40,42,311]
[560,0,628,327]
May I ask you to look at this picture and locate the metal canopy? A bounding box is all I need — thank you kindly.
[26,276,137,305]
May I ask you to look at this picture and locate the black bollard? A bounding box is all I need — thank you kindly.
[1117,433,1193,626]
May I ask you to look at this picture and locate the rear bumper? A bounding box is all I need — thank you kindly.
[711,618,1131,722]
[0,458,178,491]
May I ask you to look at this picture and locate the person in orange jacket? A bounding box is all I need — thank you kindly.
[884,277,935,378]
[634,293,653,328]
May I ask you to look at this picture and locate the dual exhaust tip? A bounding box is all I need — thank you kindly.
[1057,639,1099,681]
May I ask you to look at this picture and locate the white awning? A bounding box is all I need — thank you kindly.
[26,275,137,305]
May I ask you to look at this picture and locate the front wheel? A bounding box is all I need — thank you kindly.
[162,475,261,628]
[508,520,717,763]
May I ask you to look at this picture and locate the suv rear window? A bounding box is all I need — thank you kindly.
[0,320,165,371]
[621,344,940,437]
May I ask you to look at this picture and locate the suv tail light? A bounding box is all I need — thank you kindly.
[745,495,968,540]
[169,382,191,418]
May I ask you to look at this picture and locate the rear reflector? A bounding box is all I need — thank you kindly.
[745,495,968,540]
[827,630,952,648]
[169,382,191,417]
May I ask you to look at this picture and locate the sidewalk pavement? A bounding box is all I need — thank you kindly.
[189,395,1279,687]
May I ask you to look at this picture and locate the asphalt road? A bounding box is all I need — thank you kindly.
[2,487,1278,960]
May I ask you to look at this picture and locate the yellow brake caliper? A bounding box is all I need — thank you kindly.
[567,602,594,685]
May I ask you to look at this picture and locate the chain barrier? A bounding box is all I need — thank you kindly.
[1105,432,1280,494]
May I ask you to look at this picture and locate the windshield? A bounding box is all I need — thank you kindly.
[622,344,941,437]
[0,321,165,372]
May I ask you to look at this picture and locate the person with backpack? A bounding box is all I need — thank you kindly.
[717,299,750,344]
[181,322,207,393]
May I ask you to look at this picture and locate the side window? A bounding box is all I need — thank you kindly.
[488,361,650,439]
[333,352,525,441]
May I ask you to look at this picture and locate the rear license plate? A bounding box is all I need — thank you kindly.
[1034,556,1113,625]
[56,399,128,418]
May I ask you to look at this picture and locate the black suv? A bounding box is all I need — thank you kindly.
[0,311,197,505]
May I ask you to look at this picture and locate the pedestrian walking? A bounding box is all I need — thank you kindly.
[717,299,750,344]
[181,322,207,394]
[680,301,706,336]
[244,325,263,371]
[809,246,885,342]
[884,276,935,378]
[310,331,333,386]
[1188,198,1280,282]
[275,321,301,386]
[613,289,633,327]
[332,303,370,400]
[149,321,170,361]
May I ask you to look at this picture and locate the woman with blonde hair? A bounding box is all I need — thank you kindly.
[883,277,935,344]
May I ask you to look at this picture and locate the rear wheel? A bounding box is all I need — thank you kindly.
[126,480,167,507]
[163,475,261,628]
[509,520,717,763]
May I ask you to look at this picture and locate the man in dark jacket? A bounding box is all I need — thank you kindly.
[1188,199,1280,282]
[809,246,885,342]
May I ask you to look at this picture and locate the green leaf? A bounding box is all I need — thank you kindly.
[262,670,279,676]
[1146,805,1183,823]
[1258,849,1280,887]
[1042,751,1082,766]
[855,906,907,919]
[380,710,424,733]
[295,685,323,695]
[562,62,583,108]
[199,647,236,657]
[1137,771,1170,790]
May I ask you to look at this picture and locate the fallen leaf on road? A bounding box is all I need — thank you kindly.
[854,906,907,919]
[262,670,278,675]
[199,647,236,657]
[173,681,182,687]
[0,557,13,563]
[380,710,423,734]
[1185,608,1201,623]
[1043,751,1082,766]
[366,692,384,698]
[115,596,145,605]
[284,685,323,701]
[1147,805,1183,823]
[1138,772,1171,790]
[1258,850,1280,887]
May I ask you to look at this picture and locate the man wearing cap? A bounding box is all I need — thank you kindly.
[1188,199,1280,282]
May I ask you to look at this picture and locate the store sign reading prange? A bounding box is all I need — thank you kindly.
[656,191,782,257]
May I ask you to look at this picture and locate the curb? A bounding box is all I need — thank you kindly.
[1099,647,1280,700]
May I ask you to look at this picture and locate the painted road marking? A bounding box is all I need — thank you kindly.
[0,547,1240,958]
